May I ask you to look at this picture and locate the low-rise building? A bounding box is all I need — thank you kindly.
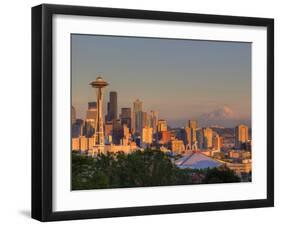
[171,139,185,154]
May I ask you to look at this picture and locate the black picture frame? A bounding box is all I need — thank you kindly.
[32,4,274,222]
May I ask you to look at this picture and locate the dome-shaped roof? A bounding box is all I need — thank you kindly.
[175,151,223,169]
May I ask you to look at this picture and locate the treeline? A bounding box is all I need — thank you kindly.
[72,149,240,190]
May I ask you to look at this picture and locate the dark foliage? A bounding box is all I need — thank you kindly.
[202,166,240,184]
[72,149,240,190]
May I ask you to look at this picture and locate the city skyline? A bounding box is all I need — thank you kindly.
[72,98,251,129]
[72,34,251,128]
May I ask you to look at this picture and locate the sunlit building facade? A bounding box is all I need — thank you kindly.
[235,124,249,148]
[171,139,185,154]
[142,126,153,144]
[157,119,168,132]
[213,133,221,151]
[80,136,88,152]
[188,120,198,130]
[150,110,158,134]
[203,127,213,149]
[72,138,80,151]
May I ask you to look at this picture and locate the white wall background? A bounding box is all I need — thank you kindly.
[0,0,279,225]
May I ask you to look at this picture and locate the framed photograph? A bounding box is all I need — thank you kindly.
[32,4,274,221]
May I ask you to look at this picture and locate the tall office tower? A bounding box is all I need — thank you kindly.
[106,102,110,121]
[86,102,97,120]
[157,119,168,132]
[112,119,123,144]
[105,121,113,137]
[133,99,143,112]
[187,119,197,143]
[105,121,113,144]
[185,127,192,150]
[203,127,213,149]
[107,91,117,121]
[196,128,204,149]
[84,120,95,138]
[185,127,198,150]
[235,124,249,149]
[132,99,143,134]
[89,76,109,152]
[121,124,130,145]
[142,126,153,144]
[123,124,130,138]
[213,133,221,151]
[150,111,158,134]
[84,101,97,137]
[72,119,84,138]
[188,120,198,129]
[120,107,132,130]
[142,111,148,128]
[135,111,143,135]
[219,136,224,149]
[71,106,77,125]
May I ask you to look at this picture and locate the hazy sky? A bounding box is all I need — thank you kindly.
[71,34,251,127]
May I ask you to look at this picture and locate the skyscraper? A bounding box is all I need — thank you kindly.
[142,111,148,128]
[203,127,213,149]
[89,76,109,152]
[72,118,84,138]
[133,99,143,134]
[187,119,197,144]
[84,120,95,137]
[108,91,117,121]
[185,127,192,150]
[104,121,113,143]
[185,126,198,150]
[196,128,204,149]
[157,119,168,132]
[122,124,130,145]
[135,111,143,135]
[133,99,142,112]
[213,133,221,151]
[84,101,97,137]
[71,106,76,125]
[112,119,123,144]
[120,107,132,130]
[150,110,158,134]
[235,124,249,148]
[188,120,198,129]
[106,102,110,122]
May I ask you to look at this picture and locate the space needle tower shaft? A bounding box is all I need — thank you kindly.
[89,76,109,153]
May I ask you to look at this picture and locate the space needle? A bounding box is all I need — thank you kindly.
[89,76,109,153]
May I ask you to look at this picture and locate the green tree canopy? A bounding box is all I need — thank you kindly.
[72,149,241,190]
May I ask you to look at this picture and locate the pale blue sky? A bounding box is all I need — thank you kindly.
[71,34,251,127]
